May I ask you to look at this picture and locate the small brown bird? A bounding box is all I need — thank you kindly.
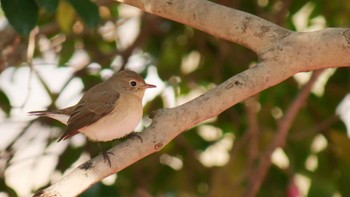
[29,70,156,165]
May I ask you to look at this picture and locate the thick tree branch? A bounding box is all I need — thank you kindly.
[35,0,350,196]
[115,0,290,53]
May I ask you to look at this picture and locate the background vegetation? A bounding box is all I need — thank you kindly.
[1,0,350,196]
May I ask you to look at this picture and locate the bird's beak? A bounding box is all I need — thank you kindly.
[145,83,156,88]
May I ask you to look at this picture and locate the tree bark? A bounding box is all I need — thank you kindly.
[34,0,350,196]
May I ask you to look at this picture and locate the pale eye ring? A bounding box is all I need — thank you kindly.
[129,80,137,87]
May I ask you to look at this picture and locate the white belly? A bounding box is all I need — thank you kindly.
[79,95,143,141]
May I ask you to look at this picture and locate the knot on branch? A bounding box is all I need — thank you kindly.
[79,161,94,170]
[154,142,163,151]
[343,30,350,45]
[166,0,174,6]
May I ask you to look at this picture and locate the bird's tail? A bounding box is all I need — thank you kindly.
[28,110,53,116]
[28,110,70,125]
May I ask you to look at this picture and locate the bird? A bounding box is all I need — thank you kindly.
[29,69,156,166]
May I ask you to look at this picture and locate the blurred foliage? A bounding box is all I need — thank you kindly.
[0,0,350,196]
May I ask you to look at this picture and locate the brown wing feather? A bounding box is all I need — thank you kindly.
[58,83,120,141]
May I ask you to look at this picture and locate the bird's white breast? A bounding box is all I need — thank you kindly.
[79,94,143,141]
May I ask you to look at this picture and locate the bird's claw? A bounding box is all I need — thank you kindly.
[128,132,143,143]
[101,151,114,167]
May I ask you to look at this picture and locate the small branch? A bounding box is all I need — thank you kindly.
[244,70,324,197]
[244,96,261,184]
[209,123,251,196]
[0,27,22,72]
[290,115,339,141]
[20,28,38,108]
[275,0,292,26]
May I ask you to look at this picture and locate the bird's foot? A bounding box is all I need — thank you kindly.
[101,151,114,167]
[128,132,143,143]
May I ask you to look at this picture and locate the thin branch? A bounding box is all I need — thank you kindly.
[20,28,39,108]
[290,114,339,141]
[244,69,324,197]
[209,122,251,196]
[244,96,261,184]
[275,0,292,26]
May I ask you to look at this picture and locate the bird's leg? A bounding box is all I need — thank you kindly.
[98,143,114,167]
[127,132,143,143]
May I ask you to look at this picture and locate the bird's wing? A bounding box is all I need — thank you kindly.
[58,84,120,141]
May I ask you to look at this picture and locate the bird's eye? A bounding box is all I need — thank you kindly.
[129,80,137,87]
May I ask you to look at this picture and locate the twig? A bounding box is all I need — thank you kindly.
[245,96,261,184]
[244,69,324,197]
[20,28,38,108]
[275,0,292,26]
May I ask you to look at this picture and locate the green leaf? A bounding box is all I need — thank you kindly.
[68,0,100,28]
[58,39,75,66]
[36,0,59,13]
[109,4,119,18]
[0,89,11,117]
[1,0,38,36]
[56,1,75,33]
